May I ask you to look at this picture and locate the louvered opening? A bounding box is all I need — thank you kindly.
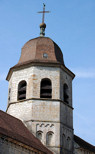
[40,78,52,98]
[18,86,26,92]
[18,81,27,100]
[64,84,69,104]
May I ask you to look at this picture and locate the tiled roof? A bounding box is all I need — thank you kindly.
[0,110,52,154]
[74,135,95,153]
[6,37,75,81]
[17,37,64,66]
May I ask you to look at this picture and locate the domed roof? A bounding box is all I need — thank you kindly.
[7,37,75,81]
[17,37,64,66]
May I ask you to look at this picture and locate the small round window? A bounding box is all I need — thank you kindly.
[43,53,48,58]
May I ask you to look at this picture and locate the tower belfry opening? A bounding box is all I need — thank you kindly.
[18,80,27,100]
[40,78,52,98]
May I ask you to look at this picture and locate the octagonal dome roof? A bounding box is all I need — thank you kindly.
[17,37,64,66]
[6,37,75,81]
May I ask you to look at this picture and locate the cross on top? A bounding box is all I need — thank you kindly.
[38,3,50,23]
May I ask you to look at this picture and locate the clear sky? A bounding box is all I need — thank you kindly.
[0,0,95,145]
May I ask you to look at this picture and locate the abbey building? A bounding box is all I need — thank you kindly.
[0,11,95,154]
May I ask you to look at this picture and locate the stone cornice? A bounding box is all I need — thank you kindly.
[6,97,74,112]
[24,119,74,131]
[6,62,75,81]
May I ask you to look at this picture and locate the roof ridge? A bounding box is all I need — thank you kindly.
[74,135,95,152]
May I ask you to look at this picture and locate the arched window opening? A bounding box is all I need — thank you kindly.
[40,78,52,98]
[46,131,53,146]
[36,131,43,141]
[67,136,71,143]
[64,84,69,104]
[18,80,27,100]
[67,136,71,150]
[62,133,66,147]
[8,88,11,102]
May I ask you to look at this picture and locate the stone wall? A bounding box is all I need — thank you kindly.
[74,148,95,154]
[74,142,95,154]
[60,68,72,107]
[7,66,60,104]
[0,136,41,154]
[7,65,74,154]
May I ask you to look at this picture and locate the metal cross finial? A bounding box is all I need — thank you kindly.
[38,3,50,23]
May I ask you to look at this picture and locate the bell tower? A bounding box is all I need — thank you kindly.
[6,4,75,154]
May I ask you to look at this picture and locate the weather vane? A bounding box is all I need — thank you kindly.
[38,3,50,23]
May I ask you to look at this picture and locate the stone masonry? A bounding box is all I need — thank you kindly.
[7,64,74,154]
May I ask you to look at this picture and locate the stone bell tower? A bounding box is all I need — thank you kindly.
[6,5,75,154]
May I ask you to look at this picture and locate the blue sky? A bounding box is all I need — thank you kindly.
[0,0,95,145]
